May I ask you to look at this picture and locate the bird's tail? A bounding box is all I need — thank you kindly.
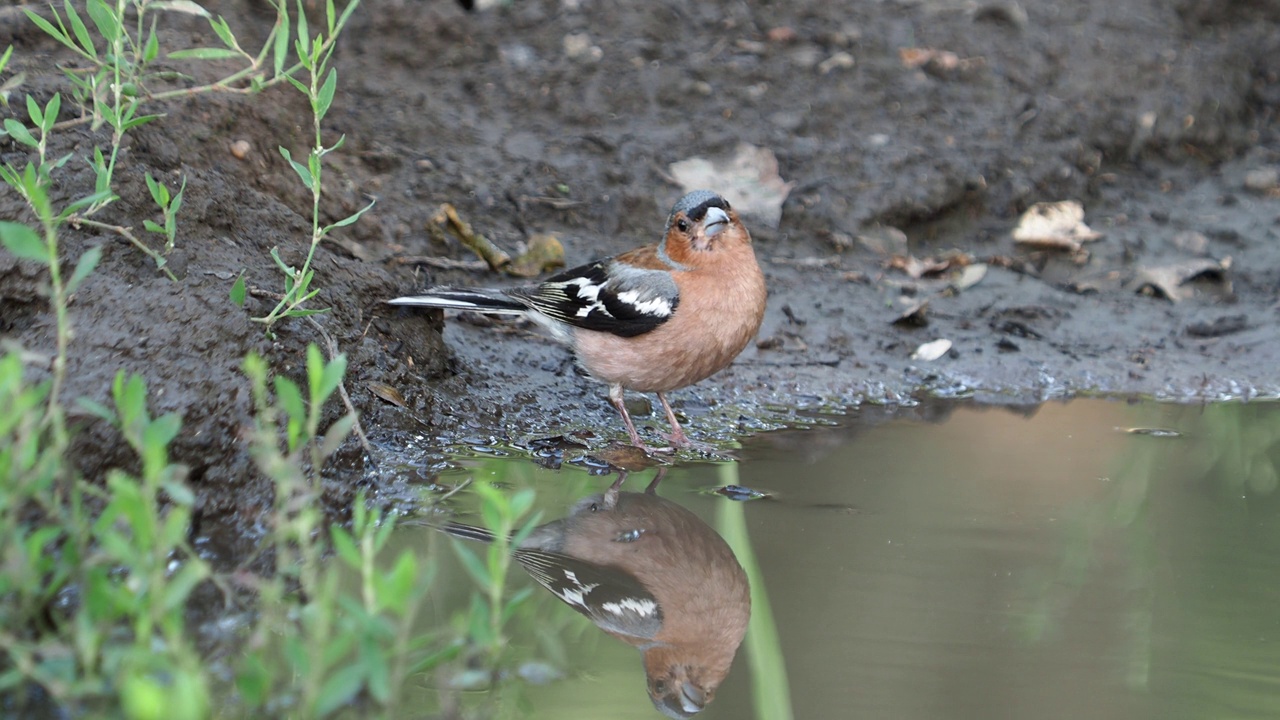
[386,287,527,314]
[438,521,498,543]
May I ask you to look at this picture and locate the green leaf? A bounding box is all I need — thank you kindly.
[330,526,360,568]
[85,0,120,42]
[3,118,37,147]
[62,1,96,57]
[143,412,182,454]
[278,146,313,189]
[150,0,211,17]
[313,347,346,405]
[209,16,237,49]
[65,244,102,295]
[272,11,290,76]
[274,376,305,448]
[318,413,356,460]
[144,172,167,207]
[230,273,246,306]
[315,663,364,718]
[120,112,162,131]
[282,307,329,318]
[24,11,76,55]
[113,371,148,431]
[168,47,241,60]
[450,542,491,590]
[161,561,208,612]
[328,199,374,230]
[25,94,42,128]
[235,654,272,708]
[161,478,195,506]
[143,219,165,234]
[0,222,46,261]
[144,25,159,63]
[42,93,60,133]
[316,68,337,119]
[75,397,116,424]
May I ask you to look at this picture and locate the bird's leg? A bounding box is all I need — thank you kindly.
[656,392,694,448]
[643,467,668,494]
[603,471,628,508]
[609,385,674,454]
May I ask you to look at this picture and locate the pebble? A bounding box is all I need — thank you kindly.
[1243,166,1279,193]
[229,139,250,159]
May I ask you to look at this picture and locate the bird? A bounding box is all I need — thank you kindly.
[388,190,768,453]
[433,471,751,718]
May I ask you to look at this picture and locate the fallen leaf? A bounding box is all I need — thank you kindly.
[892,298,929,326]
[506,233,565,277]
[856,226,909,256]
[911,338,952,361]
[1130,258,1228,302]
[952,262,987,291]
[1012,201,1102,251]
[669,143,794,229]
[367,382,406,408]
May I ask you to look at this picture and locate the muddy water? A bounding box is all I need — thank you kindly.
[393,399,1280,719]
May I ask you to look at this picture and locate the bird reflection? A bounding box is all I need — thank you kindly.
[438,471,750,717]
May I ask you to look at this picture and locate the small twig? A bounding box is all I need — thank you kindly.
[305,316,375,464]
[394,255,489,271]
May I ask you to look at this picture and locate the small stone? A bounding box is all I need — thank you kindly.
[229,139,250,159]
[1243,166,1279,193]
[818,51,855,75]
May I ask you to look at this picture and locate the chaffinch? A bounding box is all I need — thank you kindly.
[436,472,751,718]
[388,190,768,453]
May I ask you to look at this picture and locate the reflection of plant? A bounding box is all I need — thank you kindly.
[1021,401,1280,701]
[449,482,541,665]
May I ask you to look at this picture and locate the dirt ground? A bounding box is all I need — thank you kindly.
[2,0,1279,519]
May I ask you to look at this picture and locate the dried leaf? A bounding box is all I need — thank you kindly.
[367,381,406,408]
[1130,258,1227,302]
[892,298,929,326]
[669,143,794,229]
[856,226,909,256]
[911,338,952,361]
[952,262,987,291]
[506,233,565,277]
[1012,201,1102,251]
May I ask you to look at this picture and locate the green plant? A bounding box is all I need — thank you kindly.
[3,0,363,282]
[236,345,452,717]
[0,362,208,719]
[253,2,373,332]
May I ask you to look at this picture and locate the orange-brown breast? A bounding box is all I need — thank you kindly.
[573,237,766,393]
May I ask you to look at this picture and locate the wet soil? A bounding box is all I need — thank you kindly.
[2,0,1279,517]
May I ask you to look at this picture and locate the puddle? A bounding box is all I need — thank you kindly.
[381,398,1280,719]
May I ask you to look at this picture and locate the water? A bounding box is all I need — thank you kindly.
[391,398,1280,719]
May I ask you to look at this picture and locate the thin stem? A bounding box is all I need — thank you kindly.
[70,217,179,281]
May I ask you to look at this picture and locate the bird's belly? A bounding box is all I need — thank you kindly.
[574,313,758,393]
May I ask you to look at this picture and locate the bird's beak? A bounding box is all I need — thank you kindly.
[678,682,706,715]
[702,207,730,238]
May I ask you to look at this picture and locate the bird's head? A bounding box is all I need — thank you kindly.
[644,656,720,718]
[662,191,750,259]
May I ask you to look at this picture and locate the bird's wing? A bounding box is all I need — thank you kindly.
[509,250,680,338]
[514,548,664,640]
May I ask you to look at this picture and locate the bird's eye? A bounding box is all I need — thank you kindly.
[676,218,690,232]
[589,502,599,512]
[653,679,668,694]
